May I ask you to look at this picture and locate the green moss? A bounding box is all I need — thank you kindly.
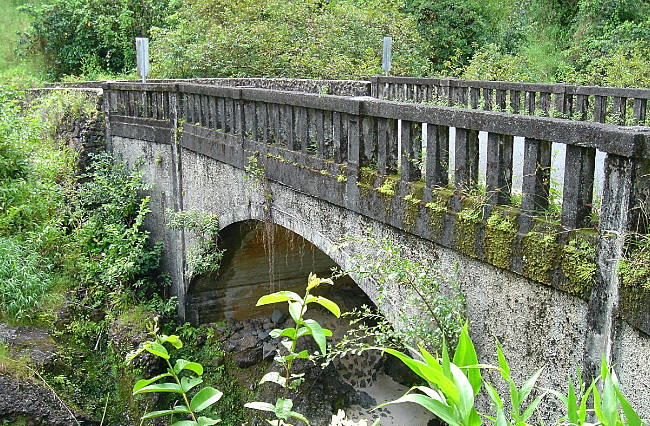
[522,231,559,285]
[484,213,517,269]
[561,235,597,297]
[619,238,650,292]
[402,182,424,231]
[424,188,451,239]
[357,167,377,198]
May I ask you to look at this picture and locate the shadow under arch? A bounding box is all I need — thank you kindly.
[185,217,373,325]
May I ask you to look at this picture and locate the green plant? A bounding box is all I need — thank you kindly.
[20,0,172,78]
[127,319,223,426]
[245,273,342,425]
[167,209,223,279]
[334,234,465,353]
[378,324,483,426]
[483,339,546,426]
[548,357,644,426]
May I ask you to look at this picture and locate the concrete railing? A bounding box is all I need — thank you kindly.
[371,76,650,127]
[103,80,649,377]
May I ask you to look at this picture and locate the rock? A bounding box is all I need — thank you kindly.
[262,342,277,361]
[357,391,376,409]
[0,324,56,367]
[239,334,258,351]
[258,331,270,341]
[0,374,86,425]
[271,309,287,324]
[224,341,237,353]
[235,347,263,368]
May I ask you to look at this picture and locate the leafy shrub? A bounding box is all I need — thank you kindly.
[0,237,52,320]
[20,0,172,78]
[67,153,164,310]
[149,0,431,79]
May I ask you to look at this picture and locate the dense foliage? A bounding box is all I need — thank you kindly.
[9,0,650,87]
[19,0,172,78]
[149,0,430,79]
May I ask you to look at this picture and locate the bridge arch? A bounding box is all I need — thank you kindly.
[185,211,380,325]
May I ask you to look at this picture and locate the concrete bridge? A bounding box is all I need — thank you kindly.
[99,77,650,416]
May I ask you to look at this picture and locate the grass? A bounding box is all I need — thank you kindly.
[0,0,46,85]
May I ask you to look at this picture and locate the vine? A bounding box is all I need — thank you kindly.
[167,209,223,280]
[245,153,276,289]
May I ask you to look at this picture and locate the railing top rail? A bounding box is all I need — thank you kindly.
[371,76,650,99]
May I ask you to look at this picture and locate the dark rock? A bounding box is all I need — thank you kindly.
[271,309,287,324]
[239,334,258,351]
[0,374,86,425]
[235,347,263,368]
[357,391,376,409]
[262,343,277,361]
[0,324,56,367]
[224,341,237,353]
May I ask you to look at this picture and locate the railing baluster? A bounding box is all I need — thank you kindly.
[323,110,333,159]
[453,86,468,107]
[272,103,281,145]
[496,89,507,111]
[520,138,552,226]
[333,111,344,162]
[377,118,398,175]
[633,98,647,125]
[613,96,627,125]
[425,124,449,187]
[594,95,607,123]
[539,92,551,116]
[486,132,513,205]
[510,90,521,114]
[284,105,295,150]
[400,120,422,182]
[208,96,216,129]
[525,91,536,115]
[259,103,269,144]
[561,145,596,229]
[361,116,377,167]
[248,101,258,141]
[470,88,480,109]
[577,94,589,120]
[316,109,325,158]
[296,106,308,153]
[217,98,225,131]
[483,88,493,111]
[454,128,479,189]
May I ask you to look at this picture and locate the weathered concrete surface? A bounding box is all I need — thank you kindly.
[111,136,650,420]
[49,78,371,97]
[111,136,185,314]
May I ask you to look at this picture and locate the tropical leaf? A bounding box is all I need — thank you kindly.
[190,387,223,412]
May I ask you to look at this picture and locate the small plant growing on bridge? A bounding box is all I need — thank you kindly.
[167,209,223,280]
[127,318,223,426]
[245,273,342,425]
[333,234,465,354]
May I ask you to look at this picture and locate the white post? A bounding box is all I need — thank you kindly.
[135,37,150,84]
[382,36,392,77]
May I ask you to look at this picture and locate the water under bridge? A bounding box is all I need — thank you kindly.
[81,76,650,419]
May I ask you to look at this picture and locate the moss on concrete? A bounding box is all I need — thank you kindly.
[455,205,482,258]
[484,212,517,269]
[425,190,449,240]
[561,233,597,297]
[402,182,424,231]
[522,231,559,285]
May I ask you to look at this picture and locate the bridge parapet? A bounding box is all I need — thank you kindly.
[371,76,650,127]
[103,80,649,378]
